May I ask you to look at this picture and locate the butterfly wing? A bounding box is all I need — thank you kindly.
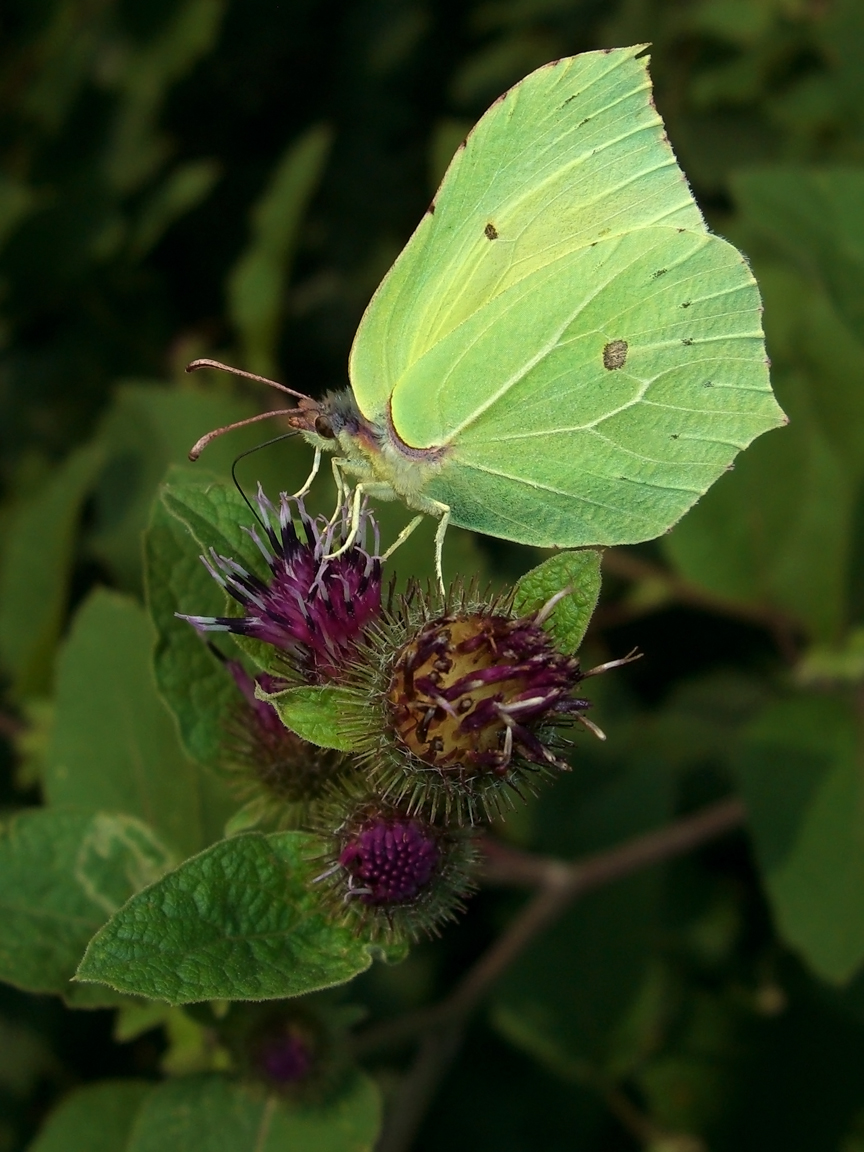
[349,46,707,423]
[405,225,784,546]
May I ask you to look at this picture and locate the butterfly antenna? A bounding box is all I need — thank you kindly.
[185,359,314,462]
[187,407,297,461]
[186,358,310,402]
[230,431,299,526]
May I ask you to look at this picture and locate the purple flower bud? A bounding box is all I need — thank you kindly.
[338,818,440,905]
[223,661,348,807]
[258,1029,313,1085]
[312,789,478,942]
[179,487,382,681]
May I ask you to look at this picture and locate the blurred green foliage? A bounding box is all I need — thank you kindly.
[2,0,864,1149]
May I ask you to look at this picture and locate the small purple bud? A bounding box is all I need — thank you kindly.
[312,789,478,941]
[258,1030,314,1085]
[223,661,347,805]
[339,818,440,905]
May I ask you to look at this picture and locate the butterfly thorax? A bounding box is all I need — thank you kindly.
[291,388,448,508]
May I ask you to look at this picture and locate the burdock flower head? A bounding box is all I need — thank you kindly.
[312,785,478,942]
[179,486,383,682]
[222,662,348,817]
[348,587,611,823]
[225,1001,346,1102]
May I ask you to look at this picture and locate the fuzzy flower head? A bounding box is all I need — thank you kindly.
[339,817,440,905]
[180,487,382,681]
[226,1003,342,1102]
[344,587,605,824]
[389,608,589,774]
[312,788,478,942]
[256,1028,314,1087]
[223,662,348,813]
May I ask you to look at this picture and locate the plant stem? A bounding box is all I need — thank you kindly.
[365,796,747,1152]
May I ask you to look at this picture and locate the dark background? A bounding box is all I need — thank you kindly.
[2,1,864,1149]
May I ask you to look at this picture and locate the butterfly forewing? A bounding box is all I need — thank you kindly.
[396,226,785,547]
[349,46,707,422]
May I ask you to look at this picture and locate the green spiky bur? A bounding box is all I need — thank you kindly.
[296,45,785,561]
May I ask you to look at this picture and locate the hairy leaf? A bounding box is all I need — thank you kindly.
[513,550,602,653]
[0,808,172,999]
[77,832,384,1003]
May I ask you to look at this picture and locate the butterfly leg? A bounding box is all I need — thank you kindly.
[380,514,425,561]
[431,501,451,594]
[291,445,322,500]
[325,479,366,560]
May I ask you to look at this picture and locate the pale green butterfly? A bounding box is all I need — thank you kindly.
[189,44,786,585]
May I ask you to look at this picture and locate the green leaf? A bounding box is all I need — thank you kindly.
[125,1072,381,1152]
[735,693,864,983]
[159,466,269,579]
[493,759,672,1078]
[0,808,173,999]
[512,549,602,653]
[27,1080,152,1152]
[46,589,236,858]
[0,442,104,697]
[145,494,240,768]
[76,832,385,1004]
[259,684,362,752]
[228,124,333,377]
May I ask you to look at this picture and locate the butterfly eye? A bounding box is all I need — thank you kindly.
[314,415,336,439]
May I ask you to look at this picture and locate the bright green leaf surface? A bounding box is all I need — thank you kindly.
[27,1080,152,1152]
[126,1072,380,1152]
[513,550,602,653]
[228,124,333,377]
[0,808,173,998]
[77,832,383,1003]
[0,443,104,698]
[735,694,864,983]
[46,589,236,857]
[145,495,240,768]
[260,684,362,752]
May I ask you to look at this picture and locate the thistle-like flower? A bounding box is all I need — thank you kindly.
[179,487,383,681]
[342,586,602,823]
[257,1028,314,1085]
[312,786,478,942]
[226,1002,339,1100]
[223,662,348,814]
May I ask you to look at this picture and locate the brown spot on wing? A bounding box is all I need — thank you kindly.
[603,340,628,370]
